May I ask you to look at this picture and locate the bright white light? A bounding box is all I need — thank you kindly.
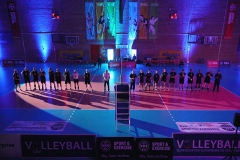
[107,49,114,61]
[132,49,137,58]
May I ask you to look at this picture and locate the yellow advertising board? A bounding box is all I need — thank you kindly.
[60,50,83,59]
[159,50,183,59]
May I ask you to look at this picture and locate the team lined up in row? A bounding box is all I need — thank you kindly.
[12,68,93,92]
[128,68,222,92]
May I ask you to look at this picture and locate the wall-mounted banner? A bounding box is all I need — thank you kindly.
[96,2,105,40]
[159,50,183,59]
[149,2,159,39]
[106,2,116,39]
[129,2,137,40]
[135,138,173,160]
[7,2,21,38]
[139,2,148,39]
[0,134,22,157]
[21,135,96,157]
[5,121,68,131]
[224,2,238,39]
[176,122,236,133]
[97,137,135,159]
[173,133,240,156]
[59,50,83,59]
[85,2,95,40]
[207,60,219,68]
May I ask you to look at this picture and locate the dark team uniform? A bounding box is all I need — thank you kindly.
[161,71,168,82]
[204,72,213,84]
[40,71,46,83]
[55,71,62,84]
[213,72,222,92]
[84,72,91,84]
[179,72,186,84]
[13,72,20,85]
[187,72,194,84]
[138,72,145,83]
[129,73,137,90]
[153,73,159,83]
[49,70,55,83]
[169,71,177,83]
[196,72,204,84]
[22,70,31,83]
[32,70,39,82]
[64,71,71,84]
[145,72,152,83]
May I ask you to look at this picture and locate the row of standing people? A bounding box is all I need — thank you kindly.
[13,68,93,92]
[129,69,222,92]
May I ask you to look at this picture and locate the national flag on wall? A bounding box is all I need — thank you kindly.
[7,2,21,38]
[224,2,238,39]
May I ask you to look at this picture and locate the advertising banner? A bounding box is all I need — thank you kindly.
[0,134,22,157]
[224,2,238,39]
[59,50,83,59]
[21,135,96,157]
[97,137,135,159]
[159,50,183,59]
[85,2,95,40]
[135,138,173,160]
[139,2,148,39]
[219,61,230,67]
[207,60,219,68]
[149,2,159,39]
[176,122,236,133]
[7,2,21,38]
[173,133,240,156]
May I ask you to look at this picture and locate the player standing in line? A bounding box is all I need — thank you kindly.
[103,69,110,92]
[138,70,145,91]
[55,68,62,90]
[195,70,204,91]
[186,69,194,91]
[169,69,177,90]
[48,68,56,91]
[144,70,152,91]
[202,71,213,92]
[72,70,80,90]
[84,69,93,92]
[153,70,159,90]
[31,67,40,90]
[129,70,137,91]
[21,67,31,91]
[13,69,22,92]
[213,70,222,92]
[160,68,168,90]
[39,68,47,90]
[179,69,186,91]
[64,69,71,90]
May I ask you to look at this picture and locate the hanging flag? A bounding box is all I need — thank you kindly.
[7,2,21,38]
[149,2,159,39]
[138,2,148,39]
[129,2,137,40]
[85,2,95,40]
[96,2,105,40]
[106,2,116,39]
[224,2,238,39]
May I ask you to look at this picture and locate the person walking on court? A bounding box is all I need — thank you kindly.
[213,70,222,92]
[179,69,186,91]
[138,70,145,91]
[64,69,71,90]
[21,67,31,91]
[48,68,56,91]
[202,71,213,92]
[195,70,204,91]
[84,69,93,92]
[13,69,22,92]
[153,70,159,90]
[31,67,40,90]
[169,69,176,90]
[39,68,47,90]
[186,69,194,91]
[129,70,137,91]
[72,70,80,90]
[145,70,152,91]
[103,69,110,92]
